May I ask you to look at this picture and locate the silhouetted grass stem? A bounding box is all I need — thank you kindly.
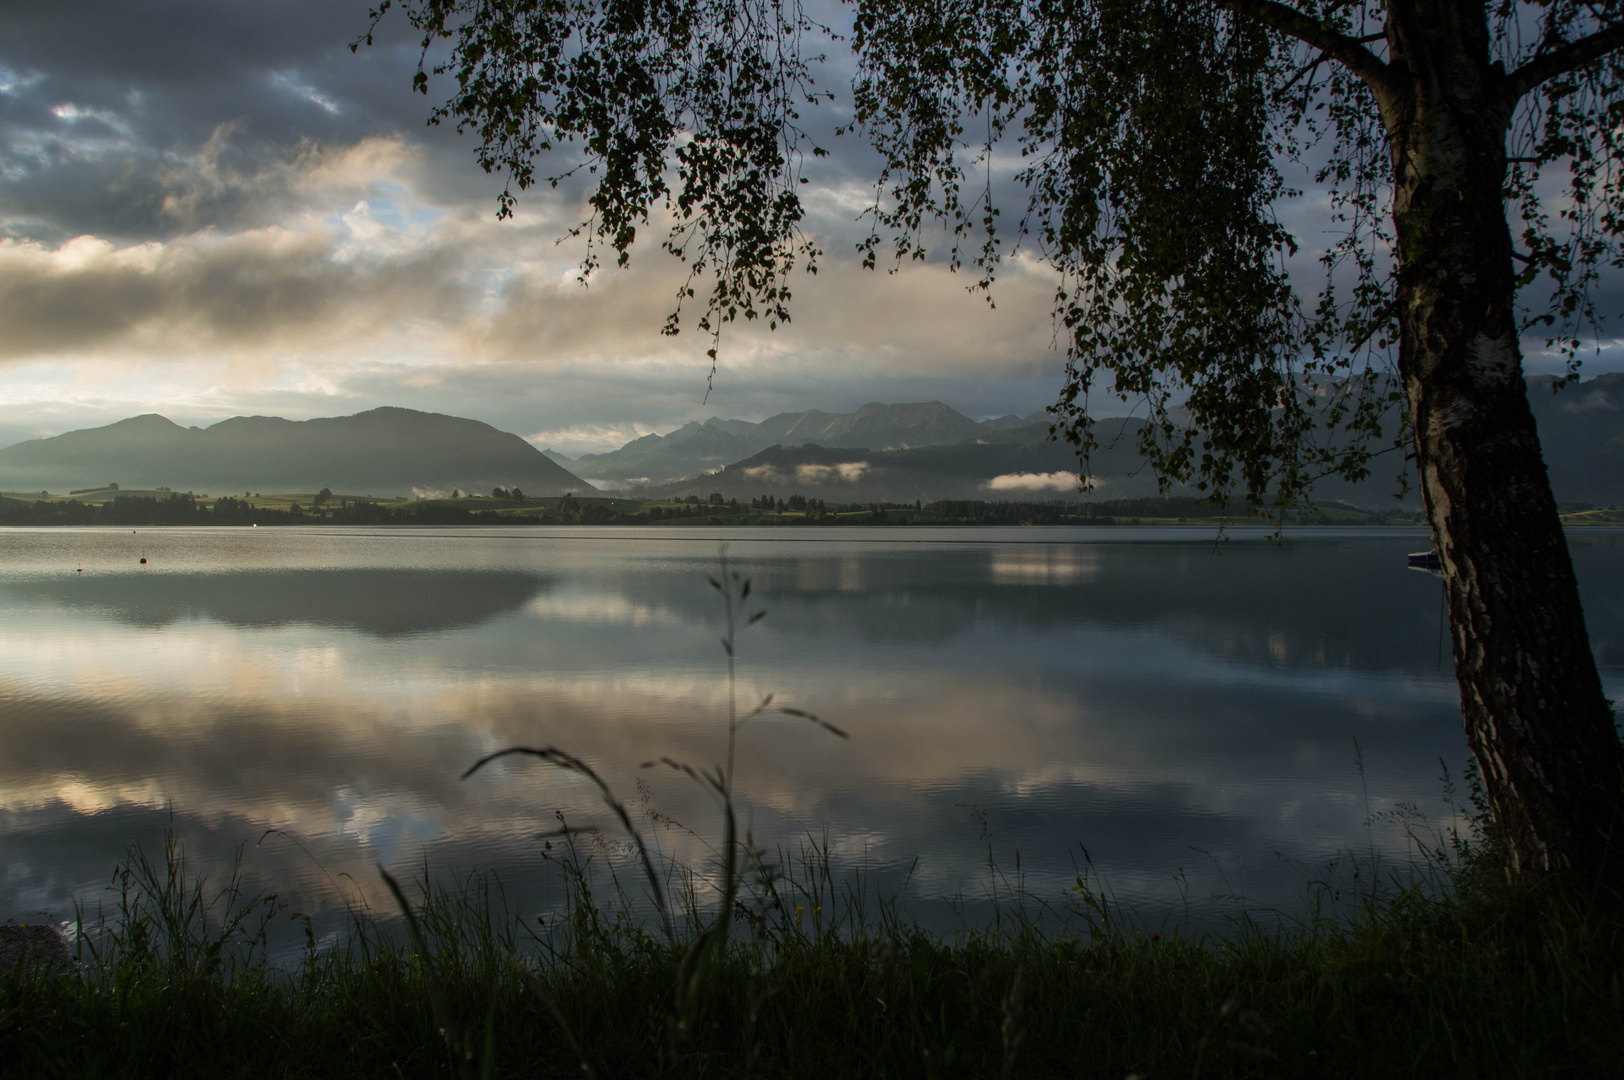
[3,832,1623,1079]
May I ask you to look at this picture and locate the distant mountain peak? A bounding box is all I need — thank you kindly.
[112,413,185,429]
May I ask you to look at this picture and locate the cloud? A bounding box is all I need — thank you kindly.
[149,127,423,234]
[0,225,470,361]
[0,5,440,243]
[526,423,656,452]
[270,70,341,115]
[796,461,870,483]
[0,0,1078,441]
[0,116,1072,382]
[740,461,871,486]
[467,243,1064,379]
[983,471,1091,493]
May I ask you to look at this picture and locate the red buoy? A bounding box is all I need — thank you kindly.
[140,557,147,564]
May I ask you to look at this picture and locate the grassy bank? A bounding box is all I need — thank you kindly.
[2,837,1621,1079]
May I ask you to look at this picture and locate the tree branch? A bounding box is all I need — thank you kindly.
[1215,0,1391,93]
[1508,21,1624,100]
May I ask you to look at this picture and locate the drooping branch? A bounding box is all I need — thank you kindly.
[1214,0,1392,93]
[1507,19,1624,100]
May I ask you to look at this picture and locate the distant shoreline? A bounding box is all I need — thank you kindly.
[4,488,1617,528]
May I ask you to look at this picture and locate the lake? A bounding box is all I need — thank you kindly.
[2,525,1621,942]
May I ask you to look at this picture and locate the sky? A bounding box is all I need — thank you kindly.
[2,1,1621,457]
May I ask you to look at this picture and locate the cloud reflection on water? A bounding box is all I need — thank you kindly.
[0,527,1615,941]
[1,568,550,636]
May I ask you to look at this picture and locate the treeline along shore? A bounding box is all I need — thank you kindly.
[0,488,1471,527]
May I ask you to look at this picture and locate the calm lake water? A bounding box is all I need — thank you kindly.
[2,525,1621,940]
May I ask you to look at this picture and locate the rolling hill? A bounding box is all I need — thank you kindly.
[0,407,596,497]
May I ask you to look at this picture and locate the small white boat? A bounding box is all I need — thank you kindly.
[1408,550,1441,571]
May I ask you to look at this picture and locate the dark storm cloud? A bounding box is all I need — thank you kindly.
[0,0,874,245]
[3,0,369,92]
[0,0,516,243]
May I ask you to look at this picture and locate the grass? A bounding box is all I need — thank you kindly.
[5,559,1622,1078]
[4,838,1622,1079]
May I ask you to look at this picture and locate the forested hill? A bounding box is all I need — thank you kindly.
[0,407,595,497]
[551,401,1037,486]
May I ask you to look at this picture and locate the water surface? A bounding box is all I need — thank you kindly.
[3,525,1619,938]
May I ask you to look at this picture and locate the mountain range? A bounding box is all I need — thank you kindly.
[544,401,1037,487]
[2,377,1620,507]
[0,407,592,497]
[573,378,1624,507]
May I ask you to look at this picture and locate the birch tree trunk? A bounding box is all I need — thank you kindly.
[1382,5,1623,880]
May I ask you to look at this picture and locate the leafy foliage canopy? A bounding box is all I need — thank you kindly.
[364,1,1624,515]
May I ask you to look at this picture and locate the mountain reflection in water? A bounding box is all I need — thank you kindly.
[0,526,1618,943]
[1,568,550,637]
